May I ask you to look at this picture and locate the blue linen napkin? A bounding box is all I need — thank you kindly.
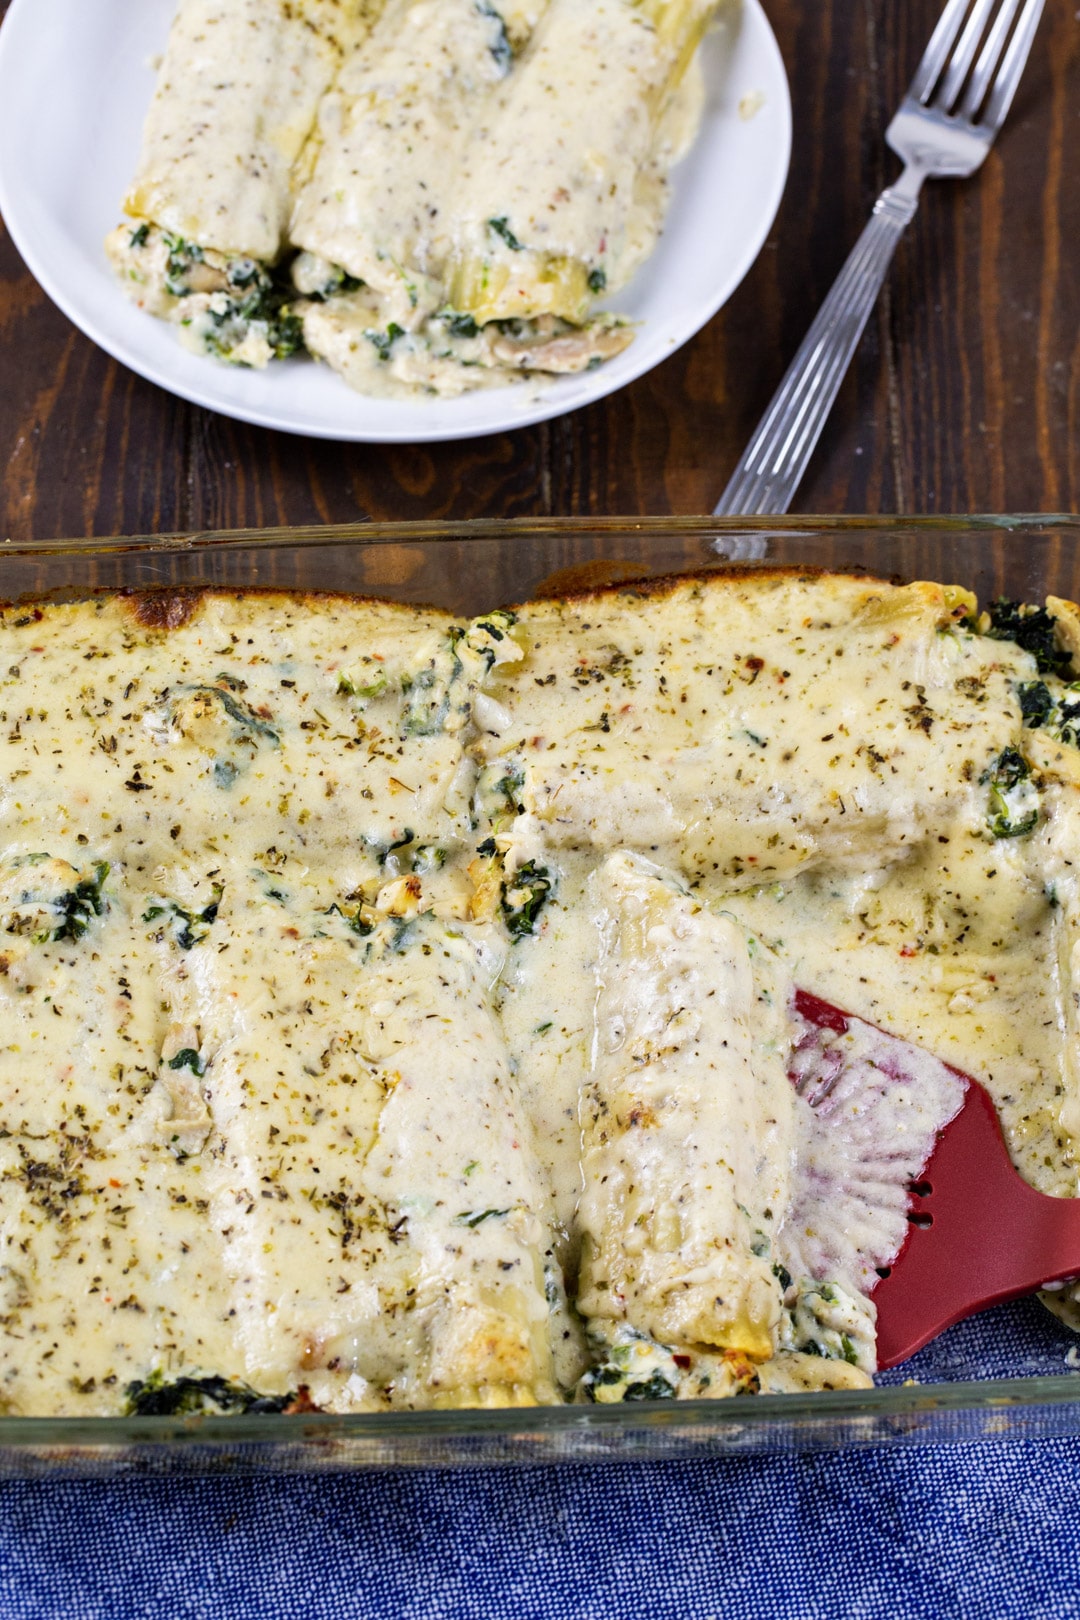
[1,1297,1078,1620]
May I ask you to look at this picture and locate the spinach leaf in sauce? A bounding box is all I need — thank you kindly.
[7,860,111,944]
[49,864,110,943]
[167,1049,206,1078]
[476,0,513,72]
[364,323,405,363]
[143,889,221,950]
[488,216,525,252]
[500,860,554,939]
[982,746,1040,839]
[187,684,280,743]
[440,311,480,339]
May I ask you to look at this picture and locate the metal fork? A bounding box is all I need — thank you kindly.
[714,0,1044,517]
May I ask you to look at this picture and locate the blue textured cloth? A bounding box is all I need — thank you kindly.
[2,1298,1079,1620]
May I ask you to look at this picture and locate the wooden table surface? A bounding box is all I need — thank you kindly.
[0,0,1077,542]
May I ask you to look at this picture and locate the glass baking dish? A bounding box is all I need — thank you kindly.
[2,512,1080,1478]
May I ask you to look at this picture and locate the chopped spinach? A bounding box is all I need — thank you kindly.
[469,611,517,669]
[500,860,553,939]
[265,310,304,361]
[581,1365,677,1402]
[49,863,110,943]
[485,764,524,818]
[364,323,405,362]
[338,668,388,700]
[324,901,375,938]
[143,890,221,950]
[587,268,607,294]
[1018,680,1056,729]
[402,633,464,735]
[619,1373,677,1401]
[306,262,364,300]
[129,223,150,249]
[982,599,1075,678]
[187,251,307,361]
[226,257,261,290]
[1016,678,1080,746]
[402,614,519,737]
[161,232,205,297]
[488,216,525,251]
[476,0,513,71]
[982,746,1040,839]
[184,684,280,746]
[386,915,417,954]
[441,310,480,339]
[364,828,416,868]
[12,861,111,943]
[167,1049,206,1078]
[123,1371,302,1417]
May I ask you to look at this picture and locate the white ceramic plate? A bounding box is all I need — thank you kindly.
[0,0,791,444]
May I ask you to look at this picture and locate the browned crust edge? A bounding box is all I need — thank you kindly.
[505,563,897,616]
[0,566,905,633]
[0,586,460,627]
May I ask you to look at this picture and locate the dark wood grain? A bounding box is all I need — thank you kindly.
[0,0,1077,539]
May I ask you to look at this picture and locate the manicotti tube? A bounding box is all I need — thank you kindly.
[289,0,549,302]
[445,0,721,325]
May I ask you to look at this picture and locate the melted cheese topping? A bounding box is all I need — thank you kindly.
[2,574,1079,1415]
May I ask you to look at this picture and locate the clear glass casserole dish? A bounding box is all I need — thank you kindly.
[1,511,1079,1478]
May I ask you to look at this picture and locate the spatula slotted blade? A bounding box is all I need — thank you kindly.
[793,990,1080,1370]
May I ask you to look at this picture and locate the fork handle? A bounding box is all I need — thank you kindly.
[714,170,924,516]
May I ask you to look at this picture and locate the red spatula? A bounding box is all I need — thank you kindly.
[793,989,1080,1370]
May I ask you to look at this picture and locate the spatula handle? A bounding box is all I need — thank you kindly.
[713,180,921,516]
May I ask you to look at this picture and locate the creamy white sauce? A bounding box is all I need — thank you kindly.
[2,575,1079,1413]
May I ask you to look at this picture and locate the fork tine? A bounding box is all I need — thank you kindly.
[936,0,998,110]
[980,0,1044,131]
[958,0,1022,117]
[908,0,975,102]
